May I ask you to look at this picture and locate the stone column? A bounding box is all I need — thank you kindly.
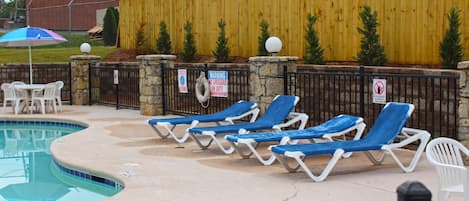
[137,55,176,116]
[70,55,101,105]
[458,61,469,146]
[248,56,298,112]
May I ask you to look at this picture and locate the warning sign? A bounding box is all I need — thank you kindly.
[178,69,188,93]
[208,71,228,97]
[372,79,386,104]
[113,70,119,84]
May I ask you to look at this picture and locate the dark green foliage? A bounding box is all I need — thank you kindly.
[213,19,231,63]
[257,19,270,56]
[439,7,463,69]
[135,23,152,55]
[303,13,324,64]
[181,21,197,62]
[103,7,119,46]
[357,5,386,66]
[156,21,172,54]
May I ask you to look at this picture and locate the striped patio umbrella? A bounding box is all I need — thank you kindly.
[0,26,67,84]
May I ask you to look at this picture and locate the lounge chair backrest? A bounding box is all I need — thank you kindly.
[308,115,361,133]
[212,100,256,117]
[257,95,299,123]
[363,102,414,145]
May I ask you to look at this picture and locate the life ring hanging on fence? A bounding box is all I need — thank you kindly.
[195,72,210,108]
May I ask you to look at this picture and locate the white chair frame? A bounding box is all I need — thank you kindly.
[31,83,57,114]
[426,137,469,201]
[272,127,430,182]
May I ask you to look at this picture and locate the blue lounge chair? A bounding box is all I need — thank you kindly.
[147,100,259,143]
[188,95,308,154]
[225,114,366,165]
[270,102,431,182]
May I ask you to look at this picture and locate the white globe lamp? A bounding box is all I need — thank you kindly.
[265,36,282,56]
[80,43,91,55]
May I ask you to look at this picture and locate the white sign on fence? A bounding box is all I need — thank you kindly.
[113,70,119,84]
[372,79,386,104]
[178,69,188,93]
[208,70,228,97]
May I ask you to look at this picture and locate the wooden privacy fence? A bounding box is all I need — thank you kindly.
[119,0,469,65]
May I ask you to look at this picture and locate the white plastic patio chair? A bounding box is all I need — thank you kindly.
[426,137,469,201]
[54,81,64,111]
[1,83,28,114]
[31,83,57,114]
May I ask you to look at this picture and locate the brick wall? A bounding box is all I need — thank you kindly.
[26,0,119,31]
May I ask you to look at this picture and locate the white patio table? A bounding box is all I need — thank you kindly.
[14,84,46,113]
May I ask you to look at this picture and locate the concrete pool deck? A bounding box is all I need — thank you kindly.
[0,105,460,201]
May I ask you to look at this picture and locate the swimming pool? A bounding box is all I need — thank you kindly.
[0,119,121,201]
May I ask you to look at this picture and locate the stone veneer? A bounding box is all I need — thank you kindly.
[248,56,298,112]
[137,55,176,116]
[70,55,101,105]
[458,61,469,146]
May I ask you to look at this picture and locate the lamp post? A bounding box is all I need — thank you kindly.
[265,36,282,56]
[80,43,91,55]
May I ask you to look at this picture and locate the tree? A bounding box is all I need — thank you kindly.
[213,19,230,63]
[303,13,324,64]
[103,7,119,46]
[439,7,463,69]
[357,5,386,66]
[257,19,270,56]
[156,21,172,54]
[181,21,196,62]
[135,22,152,55]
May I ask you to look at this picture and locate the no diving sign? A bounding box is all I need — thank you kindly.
[372,79,386,104]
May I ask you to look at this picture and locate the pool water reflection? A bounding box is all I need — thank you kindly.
[0,121,120,201]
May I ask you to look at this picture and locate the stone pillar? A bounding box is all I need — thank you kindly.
[458,61,469,146]
[70,55,101,105]
[248,56,298,112]
[137,55,176,116]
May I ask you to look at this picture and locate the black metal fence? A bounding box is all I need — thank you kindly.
[287,65,460,139]
[162,63,250,115]
[90,62,140,109]
[0,63,72,103]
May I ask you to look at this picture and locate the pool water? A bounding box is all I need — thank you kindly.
[0,120,121,201]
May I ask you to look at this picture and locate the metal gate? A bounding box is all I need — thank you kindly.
[89,62,140,109]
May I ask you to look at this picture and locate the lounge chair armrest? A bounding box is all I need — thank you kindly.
[225,108,260,123]
[273,112,309,130]
[383,128,430,149]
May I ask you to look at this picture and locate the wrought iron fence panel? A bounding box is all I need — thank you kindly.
[287,66,460,139]
[90,63,140,109]
[0,63,72,104]
[163,63,250,116]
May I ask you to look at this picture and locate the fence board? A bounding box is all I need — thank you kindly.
[120,0,469,65]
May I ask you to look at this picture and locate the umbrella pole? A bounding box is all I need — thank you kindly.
[29,45,33,84]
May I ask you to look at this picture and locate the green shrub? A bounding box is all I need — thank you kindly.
[440,7,463,69]
[303,13,324,64]
[103,7,119,46]
[181,21,197,62]
[357,5,386,66]
[213,19,230,63]
[257,19,270,56]
[156,21,172,54]
[135,22,152,55]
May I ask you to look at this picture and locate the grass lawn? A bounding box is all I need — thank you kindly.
[0,46,119,63]
[0,31,120,63]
